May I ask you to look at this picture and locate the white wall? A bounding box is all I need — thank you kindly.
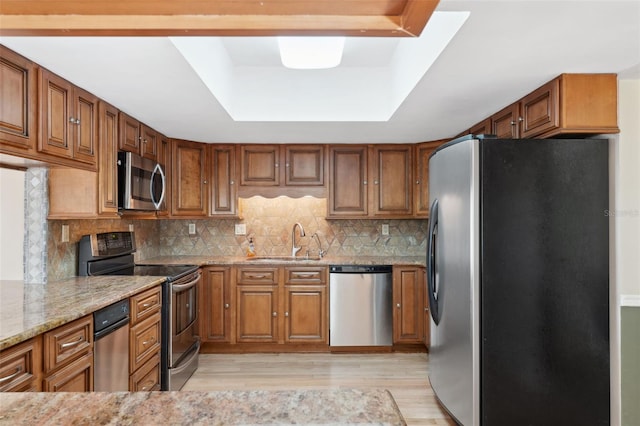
[616,78,640,297]
[0,168,25,280]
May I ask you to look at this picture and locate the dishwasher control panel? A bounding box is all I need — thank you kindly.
[329,265,392,274]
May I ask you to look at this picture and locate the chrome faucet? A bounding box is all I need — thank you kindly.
[291,222,305,257]
[311,232,325,258]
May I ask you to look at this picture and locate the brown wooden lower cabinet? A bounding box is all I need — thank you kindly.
[129,352,161,391]
[236,284,279,343]
[283,285,327,343]
[42,351,93,392]
[392,266,425,345]
[200,266,233,343]
[0,337,42,392]
[129,312,161,374]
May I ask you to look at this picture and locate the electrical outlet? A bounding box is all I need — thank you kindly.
[235,224,247,235]
[128,224,134,232]
[188,223,196,235]
[61,224,69,243]
[381,224,389,236]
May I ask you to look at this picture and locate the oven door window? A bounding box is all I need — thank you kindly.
[173,279,198,336]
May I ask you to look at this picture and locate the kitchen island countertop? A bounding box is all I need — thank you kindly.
[0,388,406,425]
[0,276,165,350]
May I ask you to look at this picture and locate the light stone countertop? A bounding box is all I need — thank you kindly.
[0,276,165,350]
[0,389,406,425]
[139,255,426,267]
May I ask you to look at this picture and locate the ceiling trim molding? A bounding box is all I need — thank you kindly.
[0,0,439,37]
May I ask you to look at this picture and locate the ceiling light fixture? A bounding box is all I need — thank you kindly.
[278,37,346,69]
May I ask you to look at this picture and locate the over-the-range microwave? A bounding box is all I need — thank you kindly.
[117,151,166,211]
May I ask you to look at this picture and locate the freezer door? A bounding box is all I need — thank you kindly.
[428,139,480,426]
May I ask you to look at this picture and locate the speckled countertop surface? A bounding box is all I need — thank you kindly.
[0,276,165,350]
[139,255,426,267]
[0,389,405,425]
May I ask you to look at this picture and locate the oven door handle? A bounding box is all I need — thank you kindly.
[171,273,201,293]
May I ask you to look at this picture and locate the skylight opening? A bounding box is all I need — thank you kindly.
[277,37,346,70]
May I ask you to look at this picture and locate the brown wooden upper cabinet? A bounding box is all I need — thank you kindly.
[328,145,369,217]
[118,111,158,162]
[210,144,238,217]
[329,144,415,218]
[240,144,325,187]
[491,103,521,139]
[171,139,208,217]
[38,68,98,168]
[414,140,446,217]
[0,45,38,154]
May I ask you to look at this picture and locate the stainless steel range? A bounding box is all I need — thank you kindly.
[78,231,200,391]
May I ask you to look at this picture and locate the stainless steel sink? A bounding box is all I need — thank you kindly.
[243,256,322,262]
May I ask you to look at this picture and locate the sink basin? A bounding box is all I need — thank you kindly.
[243,256,322,262]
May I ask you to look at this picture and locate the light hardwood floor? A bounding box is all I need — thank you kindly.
[183,353,456,425]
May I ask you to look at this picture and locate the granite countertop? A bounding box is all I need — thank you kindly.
[139,255,427,267]
[0,276,165,350]
[0,389,406,425]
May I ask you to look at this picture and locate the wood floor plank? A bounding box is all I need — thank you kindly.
[183,353,455,425]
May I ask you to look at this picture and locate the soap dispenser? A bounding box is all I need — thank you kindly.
[247,237,256,257]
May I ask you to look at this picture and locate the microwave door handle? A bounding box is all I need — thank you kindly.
[150,163,166,209]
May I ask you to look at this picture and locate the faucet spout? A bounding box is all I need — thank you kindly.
[291,222,305,257]
[311,232,325,258]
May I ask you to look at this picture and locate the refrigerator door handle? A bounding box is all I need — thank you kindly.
[427,198,441,325]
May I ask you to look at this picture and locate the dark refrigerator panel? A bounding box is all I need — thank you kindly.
[479,139,610,425]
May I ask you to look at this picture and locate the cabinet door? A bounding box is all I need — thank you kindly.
[236,285,279,343]
[129,313,161,373]
[469,118,492,136]
[201,267,233,343]
[328,145,368,217]
[140,123,158,161]
[0,45,37,151]
[171,139,207,217]
[118,112,140,153]
[38,68,73,159]
[72,87,98,165]
[43,352,93,392]
[129,353,160,391]
[283,285,327,343]
[520,78,559,138]
[414,141,444,217]
[371,145,413,217]
[491,103,520,139]
[284,145,324,186]
[240,145,280,186]
[0,337,42,392]
[393,267,424,344]
[97,101,119,216]
[209,145,237,217]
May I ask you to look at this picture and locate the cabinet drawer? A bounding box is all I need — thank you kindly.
[43,315,92,374]
[43,351,93,392]
[237,267,279,285]
[284,267,326,285]
[130,313,161,373]
[130,353,161,391]
[0,338,42,392]
[130,286,161,324]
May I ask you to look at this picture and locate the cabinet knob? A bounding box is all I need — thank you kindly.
[75,118,80,124]
[510,121,516,126]
[285,163,290,168]
[272,312,277,317]
[374,180,379,185]
[285,312,289,317]
[230,180,235,185]
[275,163,279,168]
[224,303,230,309]
[203,180,208,184]
[363,180,368,185]
[416,180,420,184]
[396,303,401,308]
[425,307,429,311]
[518,117,524,122]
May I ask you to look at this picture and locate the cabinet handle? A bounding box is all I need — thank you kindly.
[141,380,154,391]
[248,274,266,279]
[142,302,154,308]
[60,336,83,349]
[272,312,277,317]
[285,312,289,317]
[0,366,22,383]
[224,303,230,309]
[292,272,316,278]
[142,337,156,346]
[396,303,401,308]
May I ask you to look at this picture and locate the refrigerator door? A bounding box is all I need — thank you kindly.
[428,138,480,426]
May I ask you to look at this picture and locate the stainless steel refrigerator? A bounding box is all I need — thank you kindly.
[426,135,610,426]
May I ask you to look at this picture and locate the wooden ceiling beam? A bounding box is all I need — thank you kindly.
[0,1,439,37]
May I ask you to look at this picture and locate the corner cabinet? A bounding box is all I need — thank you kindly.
[0,45,38,154]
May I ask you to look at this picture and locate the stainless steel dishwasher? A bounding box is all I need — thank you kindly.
[329,265,393,346]
[94,299,130,391]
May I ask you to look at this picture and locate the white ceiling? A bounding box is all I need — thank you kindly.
[1,0,639,144]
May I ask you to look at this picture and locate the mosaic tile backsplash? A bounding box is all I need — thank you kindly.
[47,196,428,280]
